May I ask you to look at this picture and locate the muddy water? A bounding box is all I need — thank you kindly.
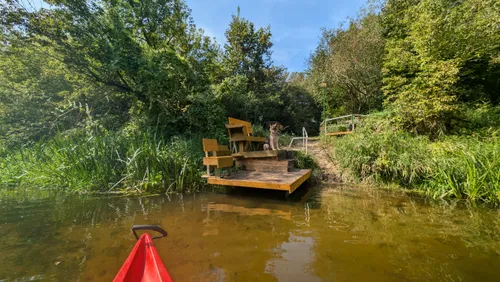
[0,185,499,281]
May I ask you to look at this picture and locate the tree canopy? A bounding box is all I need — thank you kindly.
[0,1,320,146]
[1,0,498,147]
[381,0,500,135]
[308,11,385,116]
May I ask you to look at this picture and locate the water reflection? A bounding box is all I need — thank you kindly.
[0,186,499,281]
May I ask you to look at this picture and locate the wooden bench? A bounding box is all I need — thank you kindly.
[226,117,266,154]
[202,138,233,177]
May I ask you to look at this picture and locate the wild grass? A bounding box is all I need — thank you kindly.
[0,131,204,193]
[294,151,322,182]
[428,139,500,203]
[329,112,500,205]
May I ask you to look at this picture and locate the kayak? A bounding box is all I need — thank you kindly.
[113,225,173,282]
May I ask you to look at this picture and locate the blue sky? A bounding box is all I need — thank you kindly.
[186,0,366,72]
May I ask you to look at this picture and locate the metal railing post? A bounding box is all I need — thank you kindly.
[287,127,308,154]
[303,127,308,154]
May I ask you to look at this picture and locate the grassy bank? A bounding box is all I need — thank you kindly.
[326,112,500,205]
[0,130,322,194]
[0,131,204,193]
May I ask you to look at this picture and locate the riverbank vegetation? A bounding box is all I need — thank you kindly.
[1,131,204,193]
[331,112,500,203]
[308,0,500,204]
[0,0,320,192]
[1,0,499,203]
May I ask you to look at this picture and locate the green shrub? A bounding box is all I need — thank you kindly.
[294,151,321,182]
[333,116,432,186]
[278,132,294,147]
[252,124,267,138]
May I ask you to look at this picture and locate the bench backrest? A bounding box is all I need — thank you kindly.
[228,117,253,135]
[202,138,219,152]
[202,138,231,156]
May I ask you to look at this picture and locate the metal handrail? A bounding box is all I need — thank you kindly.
[322,114,363,123]
[288,127,308,154]
[322,114,366,135]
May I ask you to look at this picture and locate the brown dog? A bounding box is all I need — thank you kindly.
[269,122,281,150]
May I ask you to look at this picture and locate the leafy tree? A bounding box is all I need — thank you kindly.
[281,73,321,135]
[307,12,385,116]
[0,36,133,146]
[217,8,288,128]
[223,7,273,91]
[1,0,221,135]
[382,0,500,136]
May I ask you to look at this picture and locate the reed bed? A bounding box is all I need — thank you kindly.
[0,131,204,193]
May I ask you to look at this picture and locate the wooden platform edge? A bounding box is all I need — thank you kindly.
[206,176,290,191]
[289,169,311,194]
[205,169,311,193]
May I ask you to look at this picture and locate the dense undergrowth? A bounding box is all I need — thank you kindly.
[0,131,204,193]
[328,111,500,205]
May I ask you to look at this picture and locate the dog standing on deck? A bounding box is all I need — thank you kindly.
[269,122,280,150]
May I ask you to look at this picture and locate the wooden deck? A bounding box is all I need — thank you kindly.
[203,169,311,194]
[241,150,278,158]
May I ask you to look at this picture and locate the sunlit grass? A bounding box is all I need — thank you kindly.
[329,114,500,205]
[0,131,204,193]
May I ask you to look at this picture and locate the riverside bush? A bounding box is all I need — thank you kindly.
[331,114,500,204]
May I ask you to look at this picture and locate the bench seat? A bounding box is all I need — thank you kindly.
[203,156,234,168]
[202,138,233,178]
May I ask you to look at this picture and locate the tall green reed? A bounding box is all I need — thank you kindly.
[1,131,204,193]
[329,114,500,205]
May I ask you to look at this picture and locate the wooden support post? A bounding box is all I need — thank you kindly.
[214,168,221,178]
[205,152,210,175]
[351,114,355,132]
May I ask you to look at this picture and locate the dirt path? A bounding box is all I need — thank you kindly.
[291,139,342,183]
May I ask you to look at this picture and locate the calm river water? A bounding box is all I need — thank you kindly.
[0,185,499,281]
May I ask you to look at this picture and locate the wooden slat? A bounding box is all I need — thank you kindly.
[225,124,244,129]
[245,136,266,142]
[218,145,229,151]
[236,159,292,173]
[228,117,253,134]
[215,144,231,156]
[229,132,246,142]
[208,177,289,191]
[203,156,234,168]
[289,170,311,194]
[205,169,311,193]
[202,138,219,152]
[215,150,232,156]
[242,150,278,158]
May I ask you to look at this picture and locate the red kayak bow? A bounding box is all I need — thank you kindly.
[113,225,173,282]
